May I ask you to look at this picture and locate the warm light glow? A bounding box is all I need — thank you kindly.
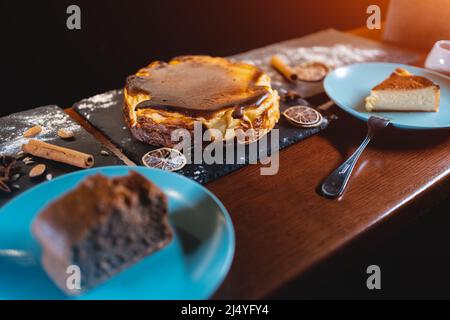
[165,188,184,201]
[335,68,348,78]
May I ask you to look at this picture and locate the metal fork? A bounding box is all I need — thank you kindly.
[321,116,390,199]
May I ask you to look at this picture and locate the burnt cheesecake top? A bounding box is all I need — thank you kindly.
[125,55,271,117]
[373,68,439,91]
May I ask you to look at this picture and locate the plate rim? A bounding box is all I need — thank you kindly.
[0,165,235,300]
[324,62,450,130]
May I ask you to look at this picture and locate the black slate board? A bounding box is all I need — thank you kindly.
[73,89,328,184]
[0,105,125,207]
[72,29,419,185]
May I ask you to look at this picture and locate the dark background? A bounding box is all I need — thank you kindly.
[0,0,388,115]
[1,0,450,299]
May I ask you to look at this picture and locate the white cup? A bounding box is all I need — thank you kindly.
[425,40,450,76]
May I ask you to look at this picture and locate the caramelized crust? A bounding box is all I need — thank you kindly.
[126,55,270,115]
[124,56,280,147]
[373,68,439,91]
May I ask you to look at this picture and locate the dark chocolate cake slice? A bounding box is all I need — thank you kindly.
[32,171,173,295]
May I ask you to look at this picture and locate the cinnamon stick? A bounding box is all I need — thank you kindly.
[271,55,298,82]
[22,140,94,169]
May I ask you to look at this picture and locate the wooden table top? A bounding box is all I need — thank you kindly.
[67,27,450,299]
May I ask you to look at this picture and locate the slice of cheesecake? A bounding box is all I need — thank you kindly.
[365,68,440,112]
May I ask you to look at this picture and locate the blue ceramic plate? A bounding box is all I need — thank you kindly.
[0,166,235,300]
[324,62,450,129]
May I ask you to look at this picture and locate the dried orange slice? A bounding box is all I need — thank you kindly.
[283,106,323,128]
[294,62,330,82]
[142,148,187,171]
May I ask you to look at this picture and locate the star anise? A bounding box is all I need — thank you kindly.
[282,91,301,103]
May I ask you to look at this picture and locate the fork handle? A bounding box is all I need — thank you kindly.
[321,135,372,199]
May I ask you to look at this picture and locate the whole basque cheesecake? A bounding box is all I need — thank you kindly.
[124,55,280,147]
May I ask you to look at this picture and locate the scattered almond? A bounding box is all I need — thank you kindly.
[23,125,42,138]
[29,164,46,178]
[46,174,53,181]
[57,128,75,139]
[100,150,110,156]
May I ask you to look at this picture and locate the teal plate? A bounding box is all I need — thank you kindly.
[324,62,450,130]
[0,166,235,300]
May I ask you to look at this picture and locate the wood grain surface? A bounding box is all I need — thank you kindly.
[66,27,449,299]
[207,28,450,298]
[209,107,449,298]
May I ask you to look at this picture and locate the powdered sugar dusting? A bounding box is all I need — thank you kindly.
[0,106,82,156]
[284,44,386,66]
[239,44,392,85]
[76,89,122,112]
